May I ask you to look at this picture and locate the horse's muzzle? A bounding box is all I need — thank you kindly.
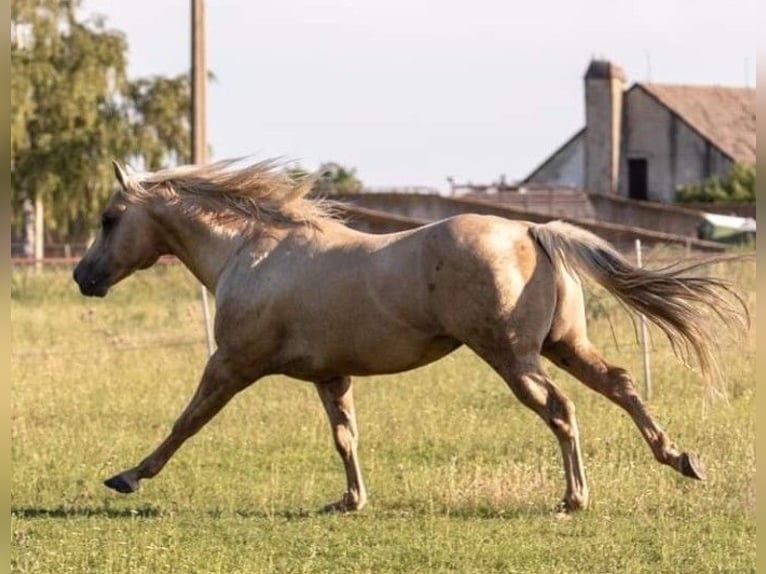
[73,264,110,297]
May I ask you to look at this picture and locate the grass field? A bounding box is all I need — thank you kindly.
[11,256,755,573]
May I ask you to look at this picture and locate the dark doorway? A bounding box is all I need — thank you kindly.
[627,158,648,200]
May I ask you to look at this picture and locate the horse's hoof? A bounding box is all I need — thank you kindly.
[104,472,139,494]
[321,492,365,514]
[321,500,351,514]
[680,452,706,481]
[553,500,580,517]
[553,492,588,516]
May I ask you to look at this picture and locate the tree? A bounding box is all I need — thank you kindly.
[675,163,755,204]
[11,0,191,246]
[311,162,364,196]
[128,75,192,170]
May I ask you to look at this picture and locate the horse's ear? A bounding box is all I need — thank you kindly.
[112,160,129,190]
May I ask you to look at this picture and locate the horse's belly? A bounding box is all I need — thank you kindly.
[360,334,462,374]
[282,334,461,379]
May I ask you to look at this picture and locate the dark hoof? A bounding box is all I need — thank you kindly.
[321,501,350,514]
[321,492,365,513]
[104,473,139,494]
[553,497,587,516]
[680,452,706,480]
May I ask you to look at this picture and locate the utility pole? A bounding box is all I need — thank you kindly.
[191,0,215,356]
[191,0,207,167]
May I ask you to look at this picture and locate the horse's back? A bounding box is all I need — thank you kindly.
[311,213,558,348]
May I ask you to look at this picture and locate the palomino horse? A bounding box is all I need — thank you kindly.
[73,159,745,513]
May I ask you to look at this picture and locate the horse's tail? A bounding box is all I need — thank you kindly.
[528,220,749,388]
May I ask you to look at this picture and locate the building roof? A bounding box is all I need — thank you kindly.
[635,83,756,164]
[523,127,585,183]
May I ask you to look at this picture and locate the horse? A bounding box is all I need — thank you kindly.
[73,158,746,514]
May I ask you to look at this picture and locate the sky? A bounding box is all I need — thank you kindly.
[82,0,757,192]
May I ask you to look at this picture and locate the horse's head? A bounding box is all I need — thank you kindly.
[73,161,163,297]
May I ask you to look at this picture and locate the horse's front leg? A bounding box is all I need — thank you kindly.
[315,376,367,512]
[104,350,255,494]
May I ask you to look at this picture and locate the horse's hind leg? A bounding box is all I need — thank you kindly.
[483,353,589,513]
[314,376,367,512]
[543,339,705,480]
[104,351,254,493]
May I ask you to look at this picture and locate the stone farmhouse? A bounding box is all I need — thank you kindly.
[523,59,755,203]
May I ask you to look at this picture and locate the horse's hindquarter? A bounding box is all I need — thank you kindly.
[215,215,552,379]
[420,215,555,354]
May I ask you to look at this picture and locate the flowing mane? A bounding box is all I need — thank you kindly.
[122,158,334,227]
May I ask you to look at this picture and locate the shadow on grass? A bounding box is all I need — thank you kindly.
[231,502,562,521]
[12,502,560,521]
[11,504,315,521]
[375,501,556,521]
[12,505,164,519]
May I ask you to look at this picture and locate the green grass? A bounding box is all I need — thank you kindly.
[11,259,755,573]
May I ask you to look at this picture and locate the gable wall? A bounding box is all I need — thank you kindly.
[525,132,585,188]
[620,88,733,202]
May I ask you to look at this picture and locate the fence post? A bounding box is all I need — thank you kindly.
[635,239,652,400]
[200,287,215,356]
[34,196,44,274]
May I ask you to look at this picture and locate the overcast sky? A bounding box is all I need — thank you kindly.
[83,0,756,191]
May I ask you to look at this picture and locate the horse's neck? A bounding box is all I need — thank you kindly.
[155,204,268,292]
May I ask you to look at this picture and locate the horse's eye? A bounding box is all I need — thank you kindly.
[101,212,118,229]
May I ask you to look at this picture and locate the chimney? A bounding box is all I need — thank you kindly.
[584,59,626,195]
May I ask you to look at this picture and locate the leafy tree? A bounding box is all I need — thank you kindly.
[311,162,364,196]
[676,163,755,204]
[11,0,191,244]
[286,161,365,197]
[128,75,192,170]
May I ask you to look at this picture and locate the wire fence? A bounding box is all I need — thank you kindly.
[12,242,754,401]
[11,335,751,360]
[12,337,207,358]
[10,250,755,269]
[12,269,754,358]
[11,255,179,267]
